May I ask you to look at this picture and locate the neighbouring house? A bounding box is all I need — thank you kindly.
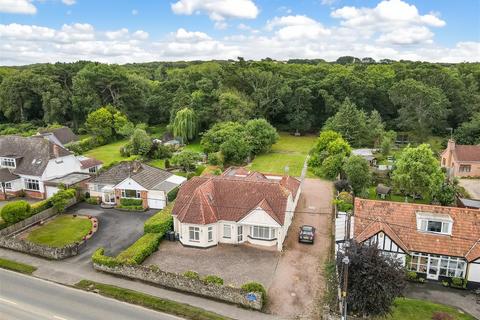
[337,198,480,289]
[36,126,78,148]
[0,136,101,200]
[441,139,480,178]
[88,161,186,209]
[352,148,377,166]
[76,155,103,174]
[172,167,301,251]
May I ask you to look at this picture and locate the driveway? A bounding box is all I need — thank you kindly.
[459,179,480,200]
[65,203,155,264]
[144,242,280,287]
[267,178,333,319]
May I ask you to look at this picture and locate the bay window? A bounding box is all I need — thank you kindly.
[189,226,200,242]
[409,253,466,278]
[223,224,231,238]
[250,226,274,240]
[121,189,141,198]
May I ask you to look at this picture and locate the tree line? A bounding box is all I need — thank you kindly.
[0,59,479,143]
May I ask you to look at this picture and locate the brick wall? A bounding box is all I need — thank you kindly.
[24,190,45,199]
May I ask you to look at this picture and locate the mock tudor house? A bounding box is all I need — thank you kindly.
[172,167,301,251]
[36,126,79,148]
[88,161,186,209]
[0,135,101,199]
[348,199,480,288]
[441,139,480,178]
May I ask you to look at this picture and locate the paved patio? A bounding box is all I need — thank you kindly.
[144,241,280,287]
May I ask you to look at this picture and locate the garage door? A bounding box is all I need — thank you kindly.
[46,186,60,198]
[147,198,165,209]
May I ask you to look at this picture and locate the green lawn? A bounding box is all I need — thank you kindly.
[147,124,167,139]
[27,215,92,247]
[380,298,475,320]
[247,133,316,177]
[0,257,37,274]
[183,139,203,153]
[148,159,165,169]
[84,139,133,166]
[367,187,431,204]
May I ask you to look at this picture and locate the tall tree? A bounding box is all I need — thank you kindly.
[454,112,480,144]
[171,108,198,143]
[309,130,351,179]
[343,155,371,195]
[245,118,279,155]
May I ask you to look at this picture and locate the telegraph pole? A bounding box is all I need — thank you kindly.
[341,194,354,320]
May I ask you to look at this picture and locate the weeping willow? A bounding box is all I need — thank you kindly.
[172,108,198,142]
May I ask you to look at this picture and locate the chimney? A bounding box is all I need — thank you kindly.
[132,160,142,173]
[53,144,60,158]
[447,139,456,151]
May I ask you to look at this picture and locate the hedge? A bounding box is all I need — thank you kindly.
[92,248,121,267]
[120,198,143,206]
[116,233,162,265]
[30,199,52,215]
[167,187,179,202]
[1,200,31,224]
[50,188,76,213]
[65,136,105,154]
[241,282,267,303]
[144,203,173,234]
[85,197,100,205]
[117,205,144,211]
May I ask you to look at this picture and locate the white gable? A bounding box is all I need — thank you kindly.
[238,207,281,227]
[115,177,147,191]
[366,231,405,253]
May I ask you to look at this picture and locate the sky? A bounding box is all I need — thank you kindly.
[0,0,479,65]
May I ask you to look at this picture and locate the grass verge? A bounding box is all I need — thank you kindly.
[0,257,37,274]
[75,280,232,320]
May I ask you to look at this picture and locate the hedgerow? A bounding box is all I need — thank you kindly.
[144,203,173,234]
[116,233,162,265]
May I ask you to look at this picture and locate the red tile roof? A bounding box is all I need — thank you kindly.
[354,199,480,261]
[453,145,480,162]
[80,158,103,169]
[173,172,300,226]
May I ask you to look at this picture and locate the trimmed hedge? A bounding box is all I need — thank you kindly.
[203,275,224,286]
[116,233,162,265]
[241,282,267,303]
[117,205,144,211]
[120,198,143,206]
[167,187,179,202]
[30,199,52,215]
[92,248,121,267]
[144,203,174,234]
[1,200,31,224]
[50,188,76,213]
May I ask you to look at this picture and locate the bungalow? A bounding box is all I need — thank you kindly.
[172,167,301,251]
[441,139,480,178]
[88,161,186,209]
[345,199,480,289]
[0,135,101,199]
[36,126,78,148]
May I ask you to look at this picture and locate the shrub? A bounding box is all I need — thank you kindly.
[50,188,76,212]
[92,248,120,267]
[406,271,417,281]
[334,179,350,192]
[203,275,224,286]
[66,136,105,154]
[167,188,179,202]
[85,197,100,205]
[241,282,267,303]
[183,271,200,280]
[207,152,223,165]
[144,203,173,234]
[451,277,466,288]
[1,200,31,224]
[30,199,52,215]
[116,233,162,265]
[120,198,143,206]
[117,205,144,211]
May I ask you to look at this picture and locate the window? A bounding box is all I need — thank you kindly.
[459,165,471,173]
[121,189,141,198]
[251,226,273,240]
[1,158,15,168]
[208,226,213,242]
[223,224,231,238]
[189,226,200,242]
[409,253,466,278]
[4,182,11,190]
[427,221,442,233]
[89,166,97,173]
[24,178,40,191]
[418,219,451,235]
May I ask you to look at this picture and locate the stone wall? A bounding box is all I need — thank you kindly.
[93,263,263,310]
[0,236,82,260]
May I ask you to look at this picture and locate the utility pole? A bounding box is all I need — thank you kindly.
[341,194,354,320]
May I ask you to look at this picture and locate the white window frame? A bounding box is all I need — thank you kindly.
[223,224,231,239]
[1,158,16,168]
[189,226,200,242]
[4,182,12,190]
[459,164,471,173]
[88,166,97,173]
[121,189,141,199]
[24,178,40,191]
[408,253,467,278]
[250,226,273,240]
[207,226,213,242]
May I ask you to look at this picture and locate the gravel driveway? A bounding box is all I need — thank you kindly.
[267,178,333,319]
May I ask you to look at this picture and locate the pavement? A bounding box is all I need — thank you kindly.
[267,178,333,319]
[406,282,480,319]
[459,179,480,200]
[0,268,181,320]
[145,242,280,288]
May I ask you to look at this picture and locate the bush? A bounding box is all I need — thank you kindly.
[92,248,121,267]
[144,203,173,234]
[450,277,466,288]
[85,197,100,205]
[207,152,223,165]
[50,188,76,212]
[117,205,144,211]
[1,200,31,224]
[406,271,417,281]
[30,199,52,215]
[183,271,200,280]
[120,198,143,206]
[241,282,267,303]
[116,233,162,265]
[334,179,350,192]
[167,188,179,202]
[203,275,224,286]
[66,136,105,154]
[153,144,173,159]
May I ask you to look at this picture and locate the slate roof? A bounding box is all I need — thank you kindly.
[39,127,78,145]
[0,136,71,176]
[173,171,300,226]
[0,168,19,182]
[354,199,480,262]
[91,161,173,190]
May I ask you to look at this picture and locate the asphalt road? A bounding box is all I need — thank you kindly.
[0,269,182,320]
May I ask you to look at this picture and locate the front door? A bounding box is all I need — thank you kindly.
[237,226,243,243]
[427,256,440,280]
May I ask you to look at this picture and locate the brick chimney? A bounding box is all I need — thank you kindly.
[53,144,60,158]
[447,139,456,151]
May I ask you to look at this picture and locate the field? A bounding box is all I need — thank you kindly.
[84,139,132,166]
[27,215,92,247]
[247,133,317,177]
[381,298,475,320]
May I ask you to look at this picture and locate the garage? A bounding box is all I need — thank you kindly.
[147,190,166,209]
[46,186,60,198]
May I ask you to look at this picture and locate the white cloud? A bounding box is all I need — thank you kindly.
[62,0,76,5]
[0,0,36,14]
[132,9,139,16]
[172,28,212,42]
[105,28,129,40]
[171,0,259,22]
[132,30,149,40]
[266,15,330,40]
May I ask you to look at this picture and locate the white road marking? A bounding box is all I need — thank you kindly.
[0,297,17,305]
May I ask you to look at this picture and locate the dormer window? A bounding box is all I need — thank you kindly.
[1,158,16,168]
[416,212,453,235]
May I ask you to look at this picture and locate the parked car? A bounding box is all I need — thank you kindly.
[299,225,315,244]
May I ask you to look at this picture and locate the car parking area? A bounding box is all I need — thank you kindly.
[144,241,280,287]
